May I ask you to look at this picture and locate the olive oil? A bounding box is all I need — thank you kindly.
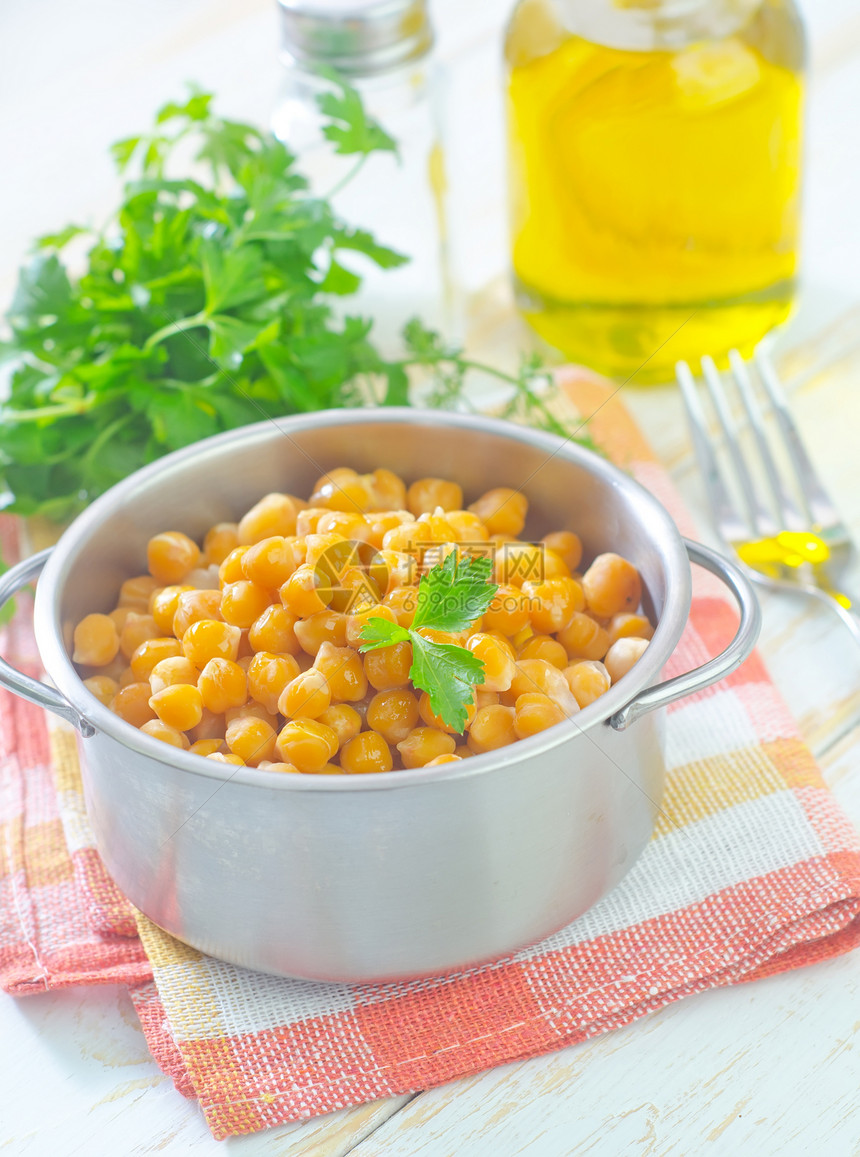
[505,0,805,381]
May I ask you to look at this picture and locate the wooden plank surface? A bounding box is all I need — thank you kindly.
[1,0,859,1153]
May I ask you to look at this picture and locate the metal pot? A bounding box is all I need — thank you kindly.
[0,410,759,982]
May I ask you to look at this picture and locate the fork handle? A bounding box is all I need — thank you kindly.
[609,539,761,731]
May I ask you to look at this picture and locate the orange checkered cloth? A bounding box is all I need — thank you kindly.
[3,376,860,1140]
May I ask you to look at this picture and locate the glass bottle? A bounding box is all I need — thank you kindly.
[504,0,806,382]
[272,0,453,352]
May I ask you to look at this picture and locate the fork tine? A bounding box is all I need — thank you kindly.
[755,351,846,535]
[727,349,805,533]
[700,355,778,538]
[676,360,750,545]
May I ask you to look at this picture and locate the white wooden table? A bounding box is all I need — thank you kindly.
[2,2,860,1153]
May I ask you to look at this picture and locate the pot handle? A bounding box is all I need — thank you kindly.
[608,538,761,731]
[0,549,95,737]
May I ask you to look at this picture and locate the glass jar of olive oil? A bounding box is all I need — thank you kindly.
[504,0,806,381]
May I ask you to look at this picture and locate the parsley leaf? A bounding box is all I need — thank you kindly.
[359,554,499,733]
[316,72,398,158]
[410,551,497,633]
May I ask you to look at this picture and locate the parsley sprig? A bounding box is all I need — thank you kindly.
[359,552,499,734]
[0,81,589,523]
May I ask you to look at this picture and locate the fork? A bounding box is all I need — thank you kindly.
[676,350,860,647]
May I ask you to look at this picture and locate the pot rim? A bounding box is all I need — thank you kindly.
[35,407,691,791]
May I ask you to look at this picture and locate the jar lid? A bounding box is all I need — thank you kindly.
[277,0,433,76]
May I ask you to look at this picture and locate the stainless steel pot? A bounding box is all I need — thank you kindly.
[0,410,759,982]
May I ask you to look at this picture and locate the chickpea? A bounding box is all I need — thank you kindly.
[275,719,339,772]
[147,531,201,584]
[225,716,277,765]
[198,658,249,714]
[541,530,582,573]
[467,705,518,753]
[248,605,300,655]
[218,546,250,586]
[367,688,420,744]
[517,634,569,669]
[83,674,119,707]
[149,683,204,732]
[468,488,528,537]
[607,612,654,646]
[482,584,530,635]
[111,683,157,728]
[220,580,273,629]
[564,661,611,708]
[513,693,566,740]
[363,641,412,691]
[340,731,394,774]
[294,610,348,656]
[247,652,300,714]
[582,553,642,619]
[418,690,476,735]
[556,613,611,662]
[237,493,298,544]
[522,576,585,634]
[203,522,240,566]
[118,574,160,609]
[119,613,160,660]
[314,641,368,702]
[465,633,517,693]
[172,589,223,639]
[396,727,456,768]
[140,718,190,749]
[279,669,331,720]
[73,614,120,667]
[241,536,304,588]
[317,704,363,748]
[130,637,184,682]
[604,637,650,683]
[181,620,242,666]
[407,477,464,516]
[189,738,225,757]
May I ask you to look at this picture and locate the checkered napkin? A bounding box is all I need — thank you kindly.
[3,375,860,1140]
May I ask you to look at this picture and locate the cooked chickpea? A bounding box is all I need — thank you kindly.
[313,641,368,702]
[181,619,241,666]
[517,634,569,668]
[83,674,119,707]
[118,574,160,609]
[466,633,516,693]
[73,614,120,667]
[607,612,654,646]
[425,753,463,765]
[557,613,611,662]
[189,738,225,757]
[279,669,331,720]
[582,553,642,619]
[564,661,611,708]
[203,522,240,566]
[493,542,544,588]
[218,546,250,586]
[482,584,530,635]
[604,637,650,683]
[541,530,583,573]
[317,704,362,748]
[225,716,277,765]
[147,531,200,584]
[248,604,300,655]
[396,727,456,768]
[522,576,585,634]
[111,682,157,727]
[246,652,299,714]
[468,488,528,537]
[198,658,249,714]
[513,693,566,739]
[467,705,518,753]
[140,718,191,749]
[237,493,298,544]
[130,637,184,682]
[340,731,394,774]
[149,683,204,732]
[119,613,160,660]
[150,585,195,634]
[240,536,303,588]
[346,603,396,649]
[279,564,330,618]
[407,477,463,516]
[275,719,338,772]
[363,640,412,691]
[366,688,420,744]
[294,610,348,656]
[417,690,477,735]
[207,752,245,766]
[172,589,223,638]
[220,580,272,629]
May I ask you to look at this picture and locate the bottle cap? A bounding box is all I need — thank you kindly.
[277,0,433,76]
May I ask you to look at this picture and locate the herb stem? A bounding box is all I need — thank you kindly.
[324,154,368,201]
[143,311,208,351]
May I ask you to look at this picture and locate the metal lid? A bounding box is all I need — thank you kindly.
[277,0,433,76]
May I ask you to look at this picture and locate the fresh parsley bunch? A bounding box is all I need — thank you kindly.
[360,552,499,733]
[0,82,580,524]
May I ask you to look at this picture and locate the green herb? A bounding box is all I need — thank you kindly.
[359,552,498,733]
[0,80,588,524]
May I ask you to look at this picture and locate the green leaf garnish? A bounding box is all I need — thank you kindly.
[359,554,499,734]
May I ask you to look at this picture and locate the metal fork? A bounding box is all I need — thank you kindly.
[676,350,860,646]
